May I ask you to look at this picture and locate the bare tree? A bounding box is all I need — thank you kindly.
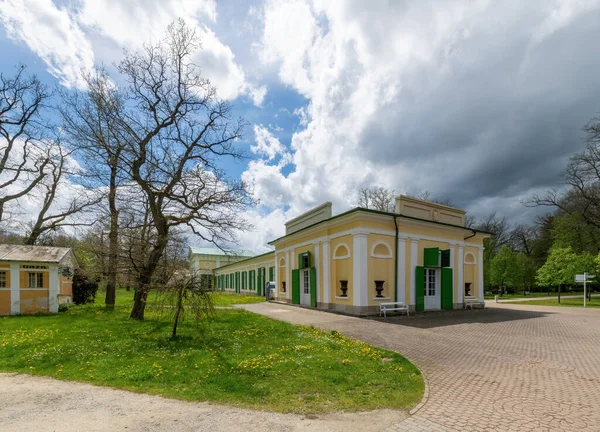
[109,21,251,320]
[508,224,537,256]
[526,115,600,229]
[0,66,52,221]
[414,190,454,207]
[60,68,127,308]
[157,274,213,340]
[476,212,510,265]
[23,144,101,245]
[357,186,395,212]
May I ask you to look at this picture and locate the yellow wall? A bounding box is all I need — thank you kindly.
[20,290,49,314]
[277,255,287,294]
[367,235,395,304]
[60,275,73,296]
[0,291,9,315]
[330,235,353,303]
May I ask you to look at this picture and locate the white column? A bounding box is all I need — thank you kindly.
[273,254,278,295]
[353,233,368,307]
[10,263,20,315]
[397,237,406,303]
[457,245,464,305]
[322,240,331,305]
[285,249,291,300]
[49,265,59,313]
[478,247,485,302]
[313,242,320,303]
[409,239,418,306]
[449,244,455,307]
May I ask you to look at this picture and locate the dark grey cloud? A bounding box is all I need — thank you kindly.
[358,6,600,223]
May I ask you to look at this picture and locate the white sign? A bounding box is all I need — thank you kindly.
[575,274,596,282]
[574,273,595,308]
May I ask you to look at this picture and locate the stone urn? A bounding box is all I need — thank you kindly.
[340,280,348,297]
[375,280,385,298]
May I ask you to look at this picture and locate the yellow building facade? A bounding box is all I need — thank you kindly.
[205,196,490,315]
[0,245,76,315]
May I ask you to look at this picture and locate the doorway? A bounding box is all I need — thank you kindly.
[300,269,311,306]
[424,268,440,310]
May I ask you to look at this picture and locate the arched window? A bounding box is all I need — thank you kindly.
[371,241,392,258]
[279,256,286,267]
[333,243,351,260]
[464,252,476,264]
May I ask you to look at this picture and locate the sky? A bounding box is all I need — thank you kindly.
[1,0,600,253]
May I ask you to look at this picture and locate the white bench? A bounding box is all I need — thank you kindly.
[379,302,409,318]
[464,296,485,309]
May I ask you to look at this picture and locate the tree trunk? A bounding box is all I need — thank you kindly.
[558,284,562,304]
[105,169,119,308]
[130,230,169,320]
[130,286,149,320]
[171,286,184,340]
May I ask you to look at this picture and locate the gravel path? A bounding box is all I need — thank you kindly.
[0,372,407,432]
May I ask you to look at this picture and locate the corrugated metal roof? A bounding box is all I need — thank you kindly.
[189,247,255,257]
[0,244,72,263]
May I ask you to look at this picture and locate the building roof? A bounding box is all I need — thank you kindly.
[189,247,255,258]
[268,206,493,245]
[0,244,73,263]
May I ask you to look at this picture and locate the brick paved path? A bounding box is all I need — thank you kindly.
[240,302,600,431]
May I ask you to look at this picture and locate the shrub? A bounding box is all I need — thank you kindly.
[72,271,99,305]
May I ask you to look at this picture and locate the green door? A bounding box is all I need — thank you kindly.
[310,267,317,307]
[292,269,300,305]
[415,266,425,312]
[441,268,453,310]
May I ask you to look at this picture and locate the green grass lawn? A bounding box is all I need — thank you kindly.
[0,293,423,414]
[112,289,267,308]
[509,297,600,308]
[483,291,573,300]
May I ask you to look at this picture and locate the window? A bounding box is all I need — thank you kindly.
[424,269,436,296]
[281,281,286,292]
[303,270,310,294]
[301,253,310,269]
[0,271,6,288]
[464,282,472,296]
[28,272,44,288]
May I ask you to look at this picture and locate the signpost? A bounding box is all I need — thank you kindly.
[575,273,595,308]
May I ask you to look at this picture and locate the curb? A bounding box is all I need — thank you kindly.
[408,361,430,415]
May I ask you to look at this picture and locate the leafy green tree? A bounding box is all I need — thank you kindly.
[515,252,536,292]
[536,247,596,289]
[490,246,517,293]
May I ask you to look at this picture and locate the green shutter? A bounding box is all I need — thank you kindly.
[298,253,303,269]
[269,266,274,281]
[257,267,264,296]
[236,272,240,293]
[441,249,451,268]
[292,269,300,304]
[424,248,439,267]
[441,267,453,310]
[415,266,425,311]
[310,267,317,307]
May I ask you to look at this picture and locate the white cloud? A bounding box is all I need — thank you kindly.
[0,0,266,105]
[238,0,600,237]
[251,125,289,161]
[0,0,95,88]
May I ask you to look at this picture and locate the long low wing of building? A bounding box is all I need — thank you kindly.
[195,195,490,315]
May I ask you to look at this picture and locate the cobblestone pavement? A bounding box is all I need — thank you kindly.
[240,302,600,431]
